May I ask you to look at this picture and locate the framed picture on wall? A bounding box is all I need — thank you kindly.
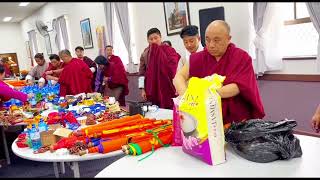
[96,26,107,56]
[80,18,94,49]
[44,35,52,55]
[163,2,191,36]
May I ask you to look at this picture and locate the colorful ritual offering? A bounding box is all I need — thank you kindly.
[5,83,173,159]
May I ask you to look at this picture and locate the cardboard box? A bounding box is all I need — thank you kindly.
[40,130,61,146]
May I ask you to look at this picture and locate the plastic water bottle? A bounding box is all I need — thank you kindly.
[29,124,42,151]
[38,119,48,133]
[29,97,37,107]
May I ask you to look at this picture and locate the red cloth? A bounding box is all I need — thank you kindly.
[41,62,64,80]
[104,55,129,106]
[189,43,265,124]
[145,44,180,109]
[58,58,93,96]
[83,56,97,90]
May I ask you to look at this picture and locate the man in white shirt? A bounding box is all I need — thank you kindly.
[25,53,49,85]
[177,25,204,71]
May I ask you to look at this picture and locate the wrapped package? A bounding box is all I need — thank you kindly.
[172,97,182,146]
[179,74,226,165]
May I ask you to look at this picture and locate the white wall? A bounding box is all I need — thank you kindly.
[266,60,319,74]
[130,2,251,61]
[0,23,29,70]
[1,2,317,74]
[20,2,107,68]
[130,2,320,75]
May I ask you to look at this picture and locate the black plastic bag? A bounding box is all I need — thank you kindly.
[225,119,302,163]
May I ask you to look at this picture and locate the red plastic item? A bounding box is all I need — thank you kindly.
[50,136,86,151]
[16,133,28,148]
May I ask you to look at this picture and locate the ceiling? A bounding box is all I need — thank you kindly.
[0,2,46,23]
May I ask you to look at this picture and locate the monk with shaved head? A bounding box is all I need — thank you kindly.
[173,20,265,127]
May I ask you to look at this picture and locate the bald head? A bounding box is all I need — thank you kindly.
[206,20,230,36]
[205,20,231,59]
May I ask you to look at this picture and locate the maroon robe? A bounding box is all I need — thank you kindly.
[189,43,265,124]
[145,44,180,109]
[58,58,93,96]
[41,62,65,80]
[104,55,129,106]
[83,56,97,90]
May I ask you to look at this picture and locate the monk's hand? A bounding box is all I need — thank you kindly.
[51,80,57,85]
[26,80,33,86]
[103,77,109,83]
[38,82,45,88]
[312,112,320,133]
[140,89,147,101]
[46,70,53,75]
[27,93,34,99]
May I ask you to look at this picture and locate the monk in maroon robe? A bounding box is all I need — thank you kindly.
[58,49,93,96]
[174,20,265,126]
[75,46,97,90]
[104,46,129,106]
[38,54,64,87]
[139,28,180,109]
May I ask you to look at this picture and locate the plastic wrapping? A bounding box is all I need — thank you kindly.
[225,119,303,163]
[179,74,226,165]
[172,97,182,146]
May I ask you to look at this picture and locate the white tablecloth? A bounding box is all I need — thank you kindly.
[95,134,320,177]
[11,139,123,163]
[144,108,173,120]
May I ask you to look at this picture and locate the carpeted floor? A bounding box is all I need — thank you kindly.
[0,130,125,178]
[0,152,124,178]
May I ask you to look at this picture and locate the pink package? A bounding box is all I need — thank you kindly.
[172,97,182,146]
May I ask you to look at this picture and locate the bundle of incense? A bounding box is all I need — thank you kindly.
[79,115,146,136]
[86,122,172,147]
[82,118,152,138]
[100,120,171,137]
[78,137,128,155]
[78,124,173,155]
[122,132,173,156]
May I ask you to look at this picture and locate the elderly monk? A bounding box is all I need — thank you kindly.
[139,28,181,109]
[177,25,204,71]
[75,46,97,90]
[26,53,49,85]
[173,20,265,126]
[38,54,64,87]
[58,49,93,96]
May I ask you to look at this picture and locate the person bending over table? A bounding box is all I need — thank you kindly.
[0,65,33,109]
[38,54,64,87]
[25,53,49,85]
[58,49,93,96]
